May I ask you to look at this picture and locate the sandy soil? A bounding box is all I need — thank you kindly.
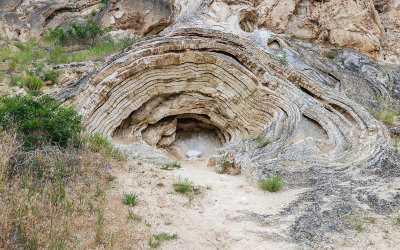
[104,159,302,249]
[101,158,400,250]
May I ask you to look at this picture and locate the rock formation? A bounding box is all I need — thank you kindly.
[1,0,399,248]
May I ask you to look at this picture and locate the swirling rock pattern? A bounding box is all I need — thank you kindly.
[52,2,400,248]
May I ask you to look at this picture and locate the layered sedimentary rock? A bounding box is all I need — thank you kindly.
[50,1,400,246]
[1,0,399,62]
[56,27,389,167]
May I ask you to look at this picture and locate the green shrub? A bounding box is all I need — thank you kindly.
[44,69,61,84]
[259,175,284,192]
[46,21,111,45]
[122,193,139,206]
[148,233,178,248]
[0,95,82,149]
[173,178,193,194]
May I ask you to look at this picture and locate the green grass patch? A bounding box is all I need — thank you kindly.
[173,178,193,194]
[259,175,284,192]
[122,193,139,207]
[323,50,337,59]
[44,69,61,84]
[160,161,181,170]
[148,233,178,248]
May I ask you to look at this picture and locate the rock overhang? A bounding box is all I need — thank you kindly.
[55,28,389,166]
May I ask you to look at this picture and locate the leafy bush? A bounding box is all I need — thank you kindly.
[259,175,284,192]
[0,95,82,149]
[46,21,111,45]
[44,69,61,84]
[122,193,139,206]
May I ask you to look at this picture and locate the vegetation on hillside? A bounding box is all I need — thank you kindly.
[0,20,136,96]
[0,94,126,248]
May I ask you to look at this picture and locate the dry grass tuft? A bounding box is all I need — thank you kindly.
[0,131,124,248]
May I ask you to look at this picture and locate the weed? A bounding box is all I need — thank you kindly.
[9,74,24,87]
[49,46,70,64]
[106,174,116,181]
[396,217,400,224]
[165,220,172,225]
[128,209,143,222]
[217,154,230,174]
[173,178,193,194]
[122,193,139,207]
[161,161,181,170]
[351,211,369,232]
[44,69,61,84]
[279,50,288,65]
[257,136,271,148]
[323,50,337,59]
[259,175,284,192]
[86,132,126,161]
[24,74,43,95]
[148,233,178,248]
[96,208,104,243]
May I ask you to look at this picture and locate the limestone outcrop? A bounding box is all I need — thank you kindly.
[1,0,400,62]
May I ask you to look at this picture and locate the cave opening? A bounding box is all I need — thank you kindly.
[166,117,224,160]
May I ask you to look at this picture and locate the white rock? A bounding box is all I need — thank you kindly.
[240,197,248,205]
[186,150,202,159]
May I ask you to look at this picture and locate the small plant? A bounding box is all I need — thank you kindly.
[259,175,284,192]
[173,178,193,194]
[127,209,143,222]
[24,74,43,95]
[96,209,104,243]
[122,193,139,207]
[44,69,61,84]
[279,50,288,65]
[323,50,337,59]
[9,74,24,87]
[106,174,116,181]
[148,233,178,248]
[257,136,271,148]
[165,220,172,225]
[351,211,369,233]
[86,132,127,161]
[161,161,181,170]
[217,154,230,174]
[396,217,400,224]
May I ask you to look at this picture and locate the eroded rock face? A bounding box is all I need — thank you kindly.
[1,0,400,62]
[50,0,400,245]
[257,0,385,60]
[0,0,175,40]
